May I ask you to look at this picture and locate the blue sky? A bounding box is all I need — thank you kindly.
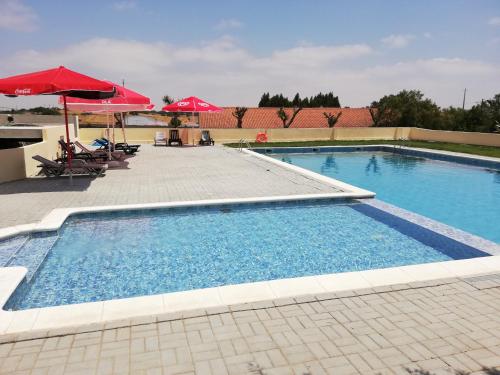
[0,0,499,109]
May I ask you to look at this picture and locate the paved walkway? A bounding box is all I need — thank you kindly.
[1,276,499,375]
[0,145,339,228]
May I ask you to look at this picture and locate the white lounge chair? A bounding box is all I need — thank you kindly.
[154,131,167,146]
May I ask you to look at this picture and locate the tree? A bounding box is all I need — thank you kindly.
[277,106,303,128]
[323,111,342,128]
[370,90,441,128]
[465,94,500,132]
[258,92,270,107]
[258,91,340,108]
[162,95,174,105]
[232,107,248,128]
[169,115,182,128]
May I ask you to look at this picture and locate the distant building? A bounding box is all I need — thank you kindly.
[78,107,374,128]
[199,107,373,128]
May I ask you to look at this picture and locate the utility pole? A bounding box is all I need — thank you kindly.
[462,88,467,110]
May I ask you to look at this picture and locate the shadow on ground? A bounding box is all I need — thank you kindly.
[406,367,500,375]
[0,176,95,194]
[247,363,500,375]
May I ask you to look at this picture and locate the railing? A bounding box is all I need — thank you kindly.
[238,138,251,152]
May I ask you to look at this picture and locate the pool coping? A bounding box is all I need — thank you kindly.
[248,144,500,169]
[0,146,499,341]
[1,256,500,342]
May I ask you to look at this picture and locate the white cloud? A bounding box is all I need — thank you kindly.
[423,32,432,39]
[214,18,243,30]
[381,34,415,48]
[0,0,37,32]
[0,38,499,109]
[112,1,136,11]
[488,16,500,26]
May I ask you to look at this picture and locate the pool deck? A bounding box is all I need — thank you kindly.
[0,145,349,229]
[0,144,499,374]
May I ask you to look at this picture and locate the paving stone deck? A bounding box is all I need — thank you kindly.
[0,145,340,229]
[0,277,499,374]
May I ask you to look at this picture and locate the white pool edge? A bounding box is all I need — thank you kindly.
[0,192,371,241]
[1,257,499,339]
[242,148,376,197]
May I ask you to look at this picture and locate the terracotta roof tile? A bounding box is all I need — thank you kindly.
[199,107,373,128]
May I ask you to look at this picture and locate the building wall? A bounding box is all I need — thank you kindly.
[0,147,26,182]
[0,125,67,183]
[0,114,66,125]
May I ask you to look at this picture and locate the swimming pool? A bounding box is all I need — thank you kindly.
[2,199,488,310]
[269,149,500,243]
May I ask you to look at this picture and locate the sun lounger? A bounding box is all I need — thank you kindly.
[97,138,140,154]
[33,155,107,177]
[58,139,104,162]
[94,138,134,155]
[199,130,214,146]
[154,131,167,146]
[168,129,183,146]
[74,141,125,161]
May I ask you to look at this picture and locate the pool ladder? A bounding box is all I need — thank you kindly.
[238,138,251,152]
[394,137,409,151]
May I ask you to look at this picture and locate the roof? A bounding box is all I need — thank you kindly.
[199,107,373,128]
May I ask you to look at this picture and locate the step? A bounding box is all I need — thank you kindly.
[0,235,29,267]
[7,232,59,282]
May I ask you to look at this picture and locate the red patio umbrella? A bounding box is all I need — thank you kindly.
[0,66,115,172]
[161,96,221,113]
[162,97,221,143]
[62,82,154,113]
[60,82,154,152]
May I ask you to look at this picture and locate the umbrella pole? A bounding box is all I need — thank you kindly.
[63,95,73,184]
[120,112,127,144]
[112,112,116,151]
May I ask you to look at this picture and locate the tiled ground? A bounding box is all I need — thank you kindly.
[0,277,499,375]
[0,145,340,228]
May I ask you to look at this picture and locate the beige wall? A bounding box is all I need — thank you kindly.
[333,127,409,140]
[0,125,67,183]
[0,114,77,125]
[78,126,498,146]
[409,128,500,147]
[0,147,26,182]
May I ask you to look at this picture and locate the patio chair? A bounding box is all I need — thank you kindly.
[154,131,167,146]
[74,141,125,161]
[33,155,107,177]
[198,130,214,146]
[168,129,183,146]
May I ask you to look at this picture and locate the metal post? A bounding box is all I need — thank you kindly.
[63,95,73,183]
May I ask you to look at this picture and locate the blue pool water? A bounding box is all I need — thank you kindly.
[3,200,487,310]
[272,151,500,243]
